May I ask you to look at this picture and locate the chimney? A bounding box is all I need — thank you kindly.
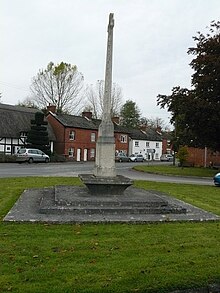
[47,104,56,113]
[156,126,162,134]
[111,116,119,124]
[139,124,147,132]
[82,111,92,120]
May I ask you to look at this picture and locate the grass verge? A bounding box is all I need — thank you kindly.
[0,177,220,293]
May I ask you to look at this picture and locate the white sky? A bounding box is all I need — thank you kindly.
[1,0,220,124]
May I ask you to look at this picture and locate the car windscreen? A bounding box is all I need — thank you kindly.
[18,149,26,154]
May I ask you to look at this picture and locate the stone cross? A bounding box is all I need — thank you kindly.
[94,13,116,177]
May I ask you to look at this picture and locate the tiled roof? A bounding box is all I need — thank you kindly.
[49,113,130,133]
[0,103,56,140]
[129,128,162,141]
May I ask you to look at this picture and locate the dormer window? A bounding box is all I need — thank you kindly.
[20,131,27,137]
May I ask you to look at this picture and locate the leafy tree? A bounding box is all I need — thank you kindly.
[177,146,189,167]
[26,112,50,155]
[85,80,123,118]
[120,100,141,128]
[30,62,84,114]
[157,21,220,151]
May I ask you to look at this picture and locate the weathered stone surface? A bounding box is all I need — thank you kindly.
[4,185,220,223]
[79,174,133,195]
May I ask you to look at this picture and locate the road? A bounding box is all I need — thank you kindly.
[0,161,213,185]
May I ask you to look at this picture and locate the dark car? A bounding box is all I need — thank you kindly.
[213,172,220,186]
[129,154,144,162]
[115,153,130,162]
[16,148,50,163]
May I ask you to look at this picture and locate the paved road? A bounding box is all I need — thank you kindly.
[0,162,213,185]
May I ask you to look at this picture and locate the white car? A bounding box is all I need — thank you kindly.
[129,154,144,162]
[160,154,173,162]
[16,148,50,163]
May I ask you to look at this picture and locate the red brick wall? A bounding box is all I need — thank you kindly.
[114,133,129,154]
[64,128,97,161]
[186,146,220,167]
[47,114,65,155]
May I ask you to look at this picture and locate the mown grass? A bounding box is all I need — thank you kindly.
[0,177,220,293]
[133,165,218,177]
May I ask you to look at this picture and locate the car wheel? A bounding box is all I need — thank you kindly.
[28,158,34,164]
[45,158,49,163]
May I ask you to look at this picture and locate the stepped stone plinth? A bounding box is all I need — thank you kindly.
[78,174,133,195]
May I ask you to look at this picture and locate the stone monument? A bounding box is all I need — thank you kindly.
[93,13,116,178]
[79,13,133,194]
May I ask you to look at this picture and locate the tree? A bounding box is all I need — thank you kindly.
[120,100,141,128]
[85,80,123,118]
[177,146,189,167]
[140,116,170,131]
[26,112,51,155]
[30,62,84,114]
[157,21,220,151]
[17,96,39,109]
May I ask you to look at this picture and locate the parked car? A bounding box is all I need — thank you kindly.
[213,172,220,186]
[115,153,130,162]
[16,148,50,163]
[160,154,173,162]
[129,154,144,162]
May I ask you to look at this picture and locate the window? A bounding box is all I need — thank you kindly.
[135,141,139,147]
[90,148,95,158]
[68,148,74,157]
[69,131,75,140]
[156,142,159,148]
[120,135,127,143]
[20,132,27,137]
[91,132,96,142]
[146,142,149,147]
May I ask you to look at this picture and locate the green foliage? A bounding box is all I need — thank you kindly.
[120,100,141,128]
[157,21,220,151]
[26,112,50,155]
[0,177,220,292]
[177,146,189,167]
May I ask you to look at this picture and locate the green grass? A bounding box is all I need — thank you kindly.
[133,165,217,177]
[0,177,220,293]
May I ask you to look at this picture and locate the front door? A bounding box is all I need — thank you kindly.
[83,149,88,161]
[76,148,81,161]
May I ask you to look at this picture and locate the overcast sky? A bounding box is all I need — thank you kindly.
[1,0,220,124]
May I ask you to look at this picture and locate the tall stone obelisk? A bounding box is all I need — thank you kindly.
[94,13,116,177]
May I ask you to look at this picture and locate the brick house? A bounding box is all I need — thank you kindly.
[46,109,129,161]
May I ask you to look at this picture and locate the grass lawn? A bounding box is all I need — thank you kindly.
[133,165,218,177]
[0,177,220,293]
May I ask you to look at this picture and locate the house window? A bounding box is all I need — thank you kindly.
[156,142,159,148]
[120,135,127,143]
[91,132,96,142]
[146,142,149,147]
[135,141,139,147]
[20,132,27,137]
[68,148,74,157]
[90,148,95,158]
[69,131,75,140]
